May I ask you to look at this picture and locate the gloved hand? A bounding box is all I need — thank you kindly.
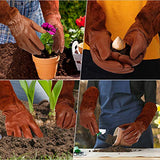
[121,1,160,66]
[0,1,46,55]
[0,81,43,139]
[40,1,64,53]
[119,102,157,146]
[80,87,99,136]
[85,1,134,74]
[53,81,76,129]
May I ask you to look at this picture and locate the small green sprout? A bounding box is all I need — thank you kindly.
[38,80,63,118]
[19,80,36,114]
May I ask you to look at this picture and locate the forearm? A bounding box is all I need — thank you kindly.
[0,81,24,112]
[0,1,19,25]
[135,102,157,130]
[52,81,75,108]
[85,0,107,45]
[80,86,99,111]
[40,0,60,21]
[129,1,160,45]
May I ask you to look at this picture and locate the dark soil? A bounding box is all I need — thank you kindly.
[35,48,59,58]
[105,134,117,145]
[93,146,132,152]
[0,43,79,79]
[0,100,74,159]
[111,44,131,56]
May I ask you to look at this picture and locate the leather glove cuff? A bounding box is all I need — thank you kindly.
[0,6,19,25]
[53,81,75,109]
[126,1,160,46]
[40,1,61,21]
[80,87,99,112]
[0,81,25,114]
[85,0,107,45]
[57,98,74,109]
[135,102,157,130]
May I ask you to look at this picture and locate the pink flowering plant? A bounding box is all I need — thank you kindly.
[40,23,56,54]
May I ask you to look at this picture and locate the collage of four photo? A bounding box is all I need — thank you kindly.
[0,0,160,160]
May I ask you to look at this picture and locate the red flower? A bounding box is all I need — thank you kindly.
[76,16,86,28]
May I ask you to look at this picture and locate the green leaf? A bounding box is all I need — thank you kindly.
[28,80,36,104]
[19,80,29,96]
[38,80,50,97]
[52,80,63,106]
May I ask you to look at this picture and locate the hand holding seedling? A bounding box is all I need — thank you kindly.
[80,87,99,136]
[40,1,64,53]
[54,81,76,129]
[0,81,43,139]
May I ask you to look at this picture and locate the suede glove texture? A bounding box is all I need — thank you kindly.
[121,1,160,66]
[52,81,76,129]
[0,81,43,139]
[119,102,157,146]
[40,1,64,53]
[85,1,134,74]
[80,87,99,136]
[0,1,46,55]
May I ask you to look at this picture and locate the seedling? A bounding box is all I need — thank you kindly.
[38,80,63,118]
[19,80,36,114]
[40,23,56,55]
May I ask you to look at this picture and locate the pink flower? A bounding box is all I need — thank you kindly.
[41,23,56,35]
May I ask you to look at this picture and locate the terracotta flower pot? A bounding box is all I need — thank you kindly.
[32,55,60,80]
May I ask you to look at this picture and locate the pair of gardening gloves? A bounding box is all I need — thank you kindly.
[0,0,64,55]
[80,87,157,146]
[85,1,160,74]
[0,81,76,139]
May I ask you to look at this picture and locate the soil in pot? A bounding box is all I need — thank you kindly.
[0,100,74,159]
[0,43,80,79]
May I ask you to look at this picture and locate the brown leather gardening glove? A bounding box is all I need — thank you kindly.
[0,1,46,55]
[40,0,64,53]
[80,87,99,136]
[119,102,157,146]
[85,1,134,74]
[52,81,76,129]
[0,81,43,139]
[120,1,160,66]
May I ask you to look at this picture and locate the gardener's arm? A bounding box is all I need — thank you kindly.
[0,81,43,138]
[79,81,99,136]
[119,81,157,146]
[0,0,45,55]
[123,1,160,65]
[52,81,76,129]
[40,0,64,53]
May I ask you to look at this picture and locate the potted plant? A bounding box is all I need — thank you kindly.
[32,23,60,80]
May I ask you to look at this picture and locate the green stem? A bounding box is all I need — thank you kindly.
[49,96,56,118]
[28,99,34,114]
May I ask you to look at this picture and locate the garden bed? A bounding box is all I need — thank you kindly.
[0,43,80,79]
[0,100,74,159]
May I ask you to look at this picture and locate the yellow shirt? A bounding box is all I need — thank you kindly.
[84,0,160,60]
